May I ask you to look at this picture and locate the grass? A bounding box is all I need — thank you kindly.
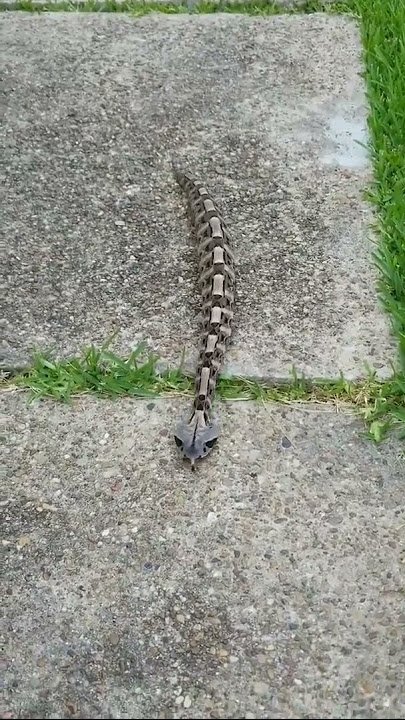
[3,342,404,441]
[0,0,404,440]
[0,0,359,16]
[357,0,405,369]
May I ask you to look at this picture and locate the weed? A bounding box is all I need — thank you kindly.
[3,344,404,441]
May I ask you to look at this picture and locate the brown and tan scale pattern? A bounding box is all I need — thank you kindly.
[172,163,235,468]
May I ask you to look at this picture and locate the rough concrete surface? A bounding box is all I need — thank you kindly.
[0,13,397,379]
[2,392,404,719]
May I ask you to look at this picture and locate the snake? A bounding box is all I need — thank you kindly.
[172,162,235,469]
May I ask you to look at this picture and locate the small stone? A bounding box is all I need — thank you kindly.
[125,185,140,196]
[175,695,184,705]
[253,681,269,696]
[229,655,239,663]
[16,535,31,549]
[176,614,185,623]
[183,695,192,709]
[218,648,229,658]
[101,528,110,537]
[281,436,292,448]
[114,220,125,227]
[110,479,122,493]
[206,511,217,525]
[359,679,374,697]
[109,631,120,646]
[41,502,57,512]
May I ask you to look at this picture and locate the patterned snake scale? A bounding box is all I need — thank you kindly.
[172,163,235,469]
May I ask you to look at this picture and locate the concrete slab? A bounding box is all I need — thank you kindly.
[2,392,404,718]
[0,13,396,379]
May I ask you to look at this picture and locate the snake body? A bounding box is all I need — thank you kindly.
[172,164,235,468]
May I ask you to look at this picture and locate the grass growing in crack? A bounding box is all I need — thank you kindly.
[0,0,358,15]
[4,344,404,441]
[0,0,189,11]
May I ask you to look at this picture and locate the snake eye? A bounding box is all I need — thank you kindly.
[174,436,183,447]
[205,438,217,449]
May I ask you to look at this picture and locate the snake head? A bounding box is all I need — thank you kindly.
[174,417,219,469]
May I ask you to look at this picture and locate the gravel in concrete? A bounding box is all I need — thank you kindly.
[2,393,404,718]
[0,13,396,379]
